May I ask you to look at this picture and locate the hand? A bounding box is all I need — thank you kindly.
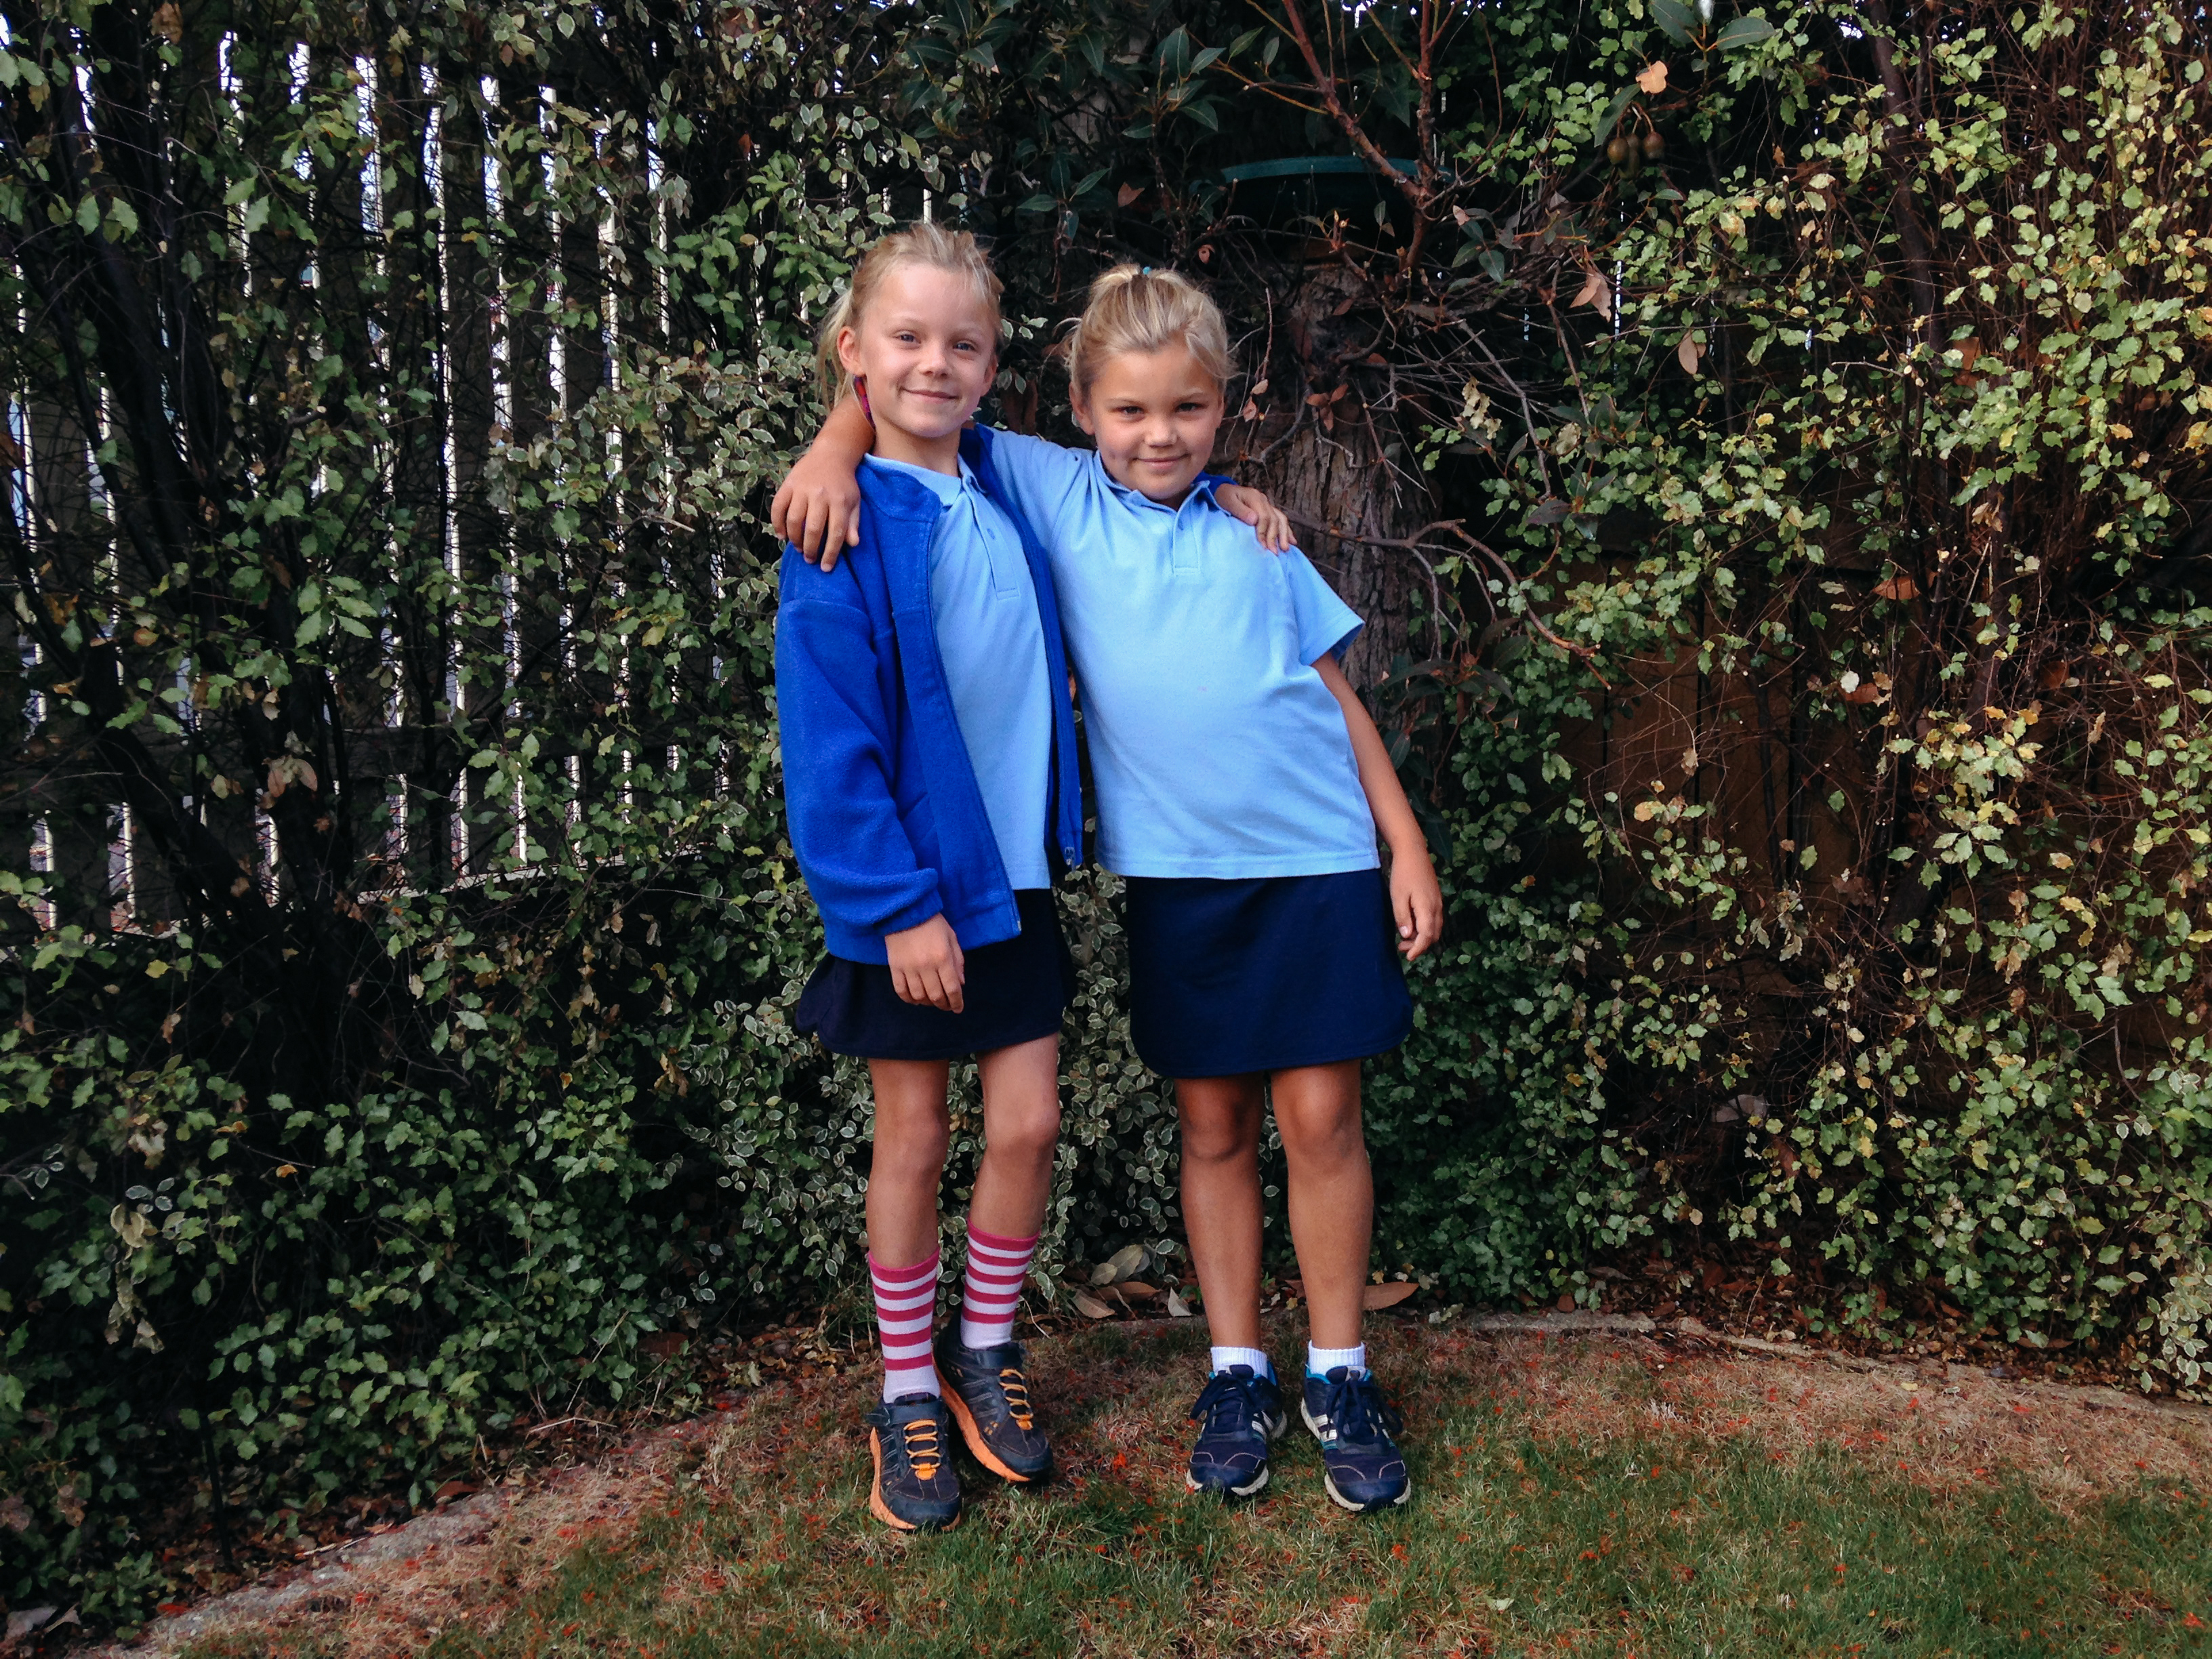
[886,914,966,1012]
[1220,483,1295,553]
[1388,841,1445,962]
[769,451,863,573]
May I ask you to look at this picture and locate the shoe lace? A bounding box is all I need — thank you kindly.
[1189,1368,1261,1435]
[898,1414,944,1480]
[1318,1370,1404,1448]
[996,1367,1034,1430]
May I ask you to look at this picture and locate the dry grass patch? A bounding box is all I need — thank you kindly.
[158,1317,2211,1659]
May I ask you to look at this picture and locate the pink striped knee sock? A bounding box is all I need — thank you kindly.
[870,1250,942,1403]
[957,1224,1040,1350]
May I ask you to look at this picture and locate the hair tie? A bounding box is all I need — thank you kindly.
[1140,266,1153,276]
[853,376,872,424]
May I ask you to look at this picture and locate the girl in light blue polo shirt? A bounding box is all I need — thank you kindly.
[777,264,1446,1515]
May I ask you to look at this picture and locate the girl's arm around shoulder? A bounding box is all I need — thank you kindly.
[1213,483,1294,552]
[771,393,874,567]
[1312,653,1445,962]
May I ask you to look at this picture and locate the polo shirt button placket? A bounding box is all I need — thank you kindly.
[1169,515,1200,580]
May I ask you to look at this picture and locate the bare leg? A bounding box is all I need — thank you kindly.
[866,1059,952,1265]
[970,1034,1061,1238]
[1176,1074,1268,1351]
[1271,1060,1371,1352]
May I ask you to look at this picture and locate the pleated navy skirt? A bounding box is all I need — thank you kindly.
[1123,868,1414,1079]
[794,888,1074,1061]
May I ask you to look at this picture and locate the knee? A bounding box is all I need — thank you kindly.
[988,1102,1061,1168]
[1181,1115,1257,1168]
[874,1120,951,1186]
[1275,1104,1367,1167]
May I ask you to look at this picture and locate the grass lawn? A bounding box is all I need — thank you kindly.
[183,1319,2212,1659]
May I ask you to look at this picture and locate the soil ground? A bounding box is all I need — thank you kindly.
[98,1312,2212,1659]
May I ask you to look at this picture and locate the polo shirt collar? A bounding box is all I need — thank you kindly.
[1086,451,1229,516]
[863,451,977,505]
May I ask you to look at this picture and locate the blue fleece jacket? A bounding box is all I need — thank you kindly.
[774,425,1084,964]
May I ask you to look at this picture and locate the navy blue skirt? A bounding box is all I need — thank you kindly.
[1124,869,1414,1078]
[795,888,1073,1061]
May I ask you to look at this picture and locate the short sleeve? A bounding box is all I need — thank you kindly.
[981,427,1090,544]
[1279,549,1364,665]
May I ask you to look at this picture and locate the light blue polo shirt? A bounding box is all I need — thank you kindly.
[983,430,1379,880]
[862,453,1054,890]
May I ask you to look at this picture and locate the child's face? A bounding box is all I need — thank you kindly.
[1071,345,1225,507]
[836,264,998,449]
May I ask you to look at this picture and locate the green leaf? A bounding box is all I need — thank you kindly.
[1716,15,1776,49]
[1649,0,1696,45]
[76,194,101,234]
[1157,26,1193,78]
[1598,83,1639,143]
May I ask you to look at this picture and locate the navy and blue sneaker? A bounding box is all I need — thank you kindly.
[935,1332,1052,1485]
[864,1393,962,1532]
[1185,1364,1288,1499]
[1300,1366,1412,1512]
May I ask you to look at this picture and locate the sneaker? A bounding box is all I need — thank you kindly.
[864,1393,962,1532]
[1300,1366,1412,1512]
[935,1332,1052,1484]
[1185,1364,1287,1500]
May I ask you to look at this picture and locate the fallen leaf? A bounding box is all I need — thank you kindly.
[1072,1290,1116,1319]
[1092,1242,1153,1286]
[1573,268,1612,321]
[6,1610,58,1643]
[1873,573,1919,600]
[1113,1281,1161,1301]
[1637,60,1669,94]
[1166,1289,1193,1317]
[1676,329,1702,375]
[150,1,182,41]
[1364,1281,1418,1310]
[1117,182,1143,207]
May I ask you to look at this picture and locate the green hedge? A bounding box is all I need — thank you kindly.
[9,0,2212,1630]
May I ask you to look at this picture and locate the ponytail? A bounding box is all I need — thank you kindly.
[1063,264,1234,400]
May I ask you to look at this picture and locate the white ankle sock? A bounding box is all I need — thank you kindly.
[1307,1342,1366,1378]
[1210,1345,1273,1379]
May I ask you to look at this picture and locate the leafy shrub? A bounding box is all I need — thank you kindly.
[10,0,2212,1630]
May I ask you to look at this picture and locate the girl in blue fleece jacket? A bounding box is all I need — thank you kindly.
[774,225,1287,1534]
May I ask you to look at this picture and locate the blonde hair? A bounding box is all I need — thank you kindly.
[1063,264,1234,401]
[815,221,1004,405]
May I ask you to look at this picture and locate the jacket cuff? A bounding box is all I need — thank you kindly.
[874,890,946,939]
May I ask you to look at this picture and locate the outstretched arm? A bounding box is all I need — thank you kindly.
[1313,653,1444,960]
[770,393,876,569]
